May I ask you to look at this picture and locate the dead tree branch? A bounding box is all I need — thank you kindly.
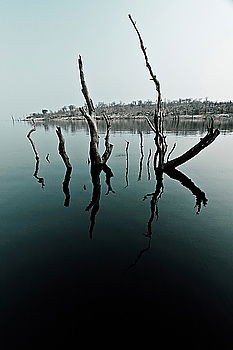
[164,129,220,170]
[129,14,220,171]
[78,55,95,116]
[102,114,113,164]
[129,14,167,168]
[56,127,72,171]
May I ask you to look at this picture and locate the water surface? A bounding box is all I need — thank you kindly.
[1,118,233,345]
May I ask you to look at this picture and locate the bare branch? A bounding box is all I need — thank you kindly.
[128,14,161,116]
[78,55,95,116]
[166,142,177,163]
[145,116,157,133]
[164,129,220,170]
[56,127,72,170]
[101,114,113,163]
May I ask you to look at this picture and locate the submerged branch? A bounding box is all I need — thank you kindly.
[164,129,220,170]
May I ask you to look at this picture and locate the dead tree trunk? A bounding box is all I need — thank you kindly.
[129,14,220,171]
[78,56,113,166]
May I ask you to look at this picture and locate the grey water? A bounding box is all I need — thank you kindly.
[1,117,233,345]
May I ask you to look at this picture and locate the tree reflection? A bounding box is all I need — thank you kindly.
[165,168,208,214]
[86,163,115,239]
[129,168,208,268]
[56,127,72,207]
[33,157,45,188]
[137,131,144,181]
[62,168,72,207]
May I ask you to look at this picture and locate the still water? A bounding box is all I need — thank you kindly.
[1,118,233,344]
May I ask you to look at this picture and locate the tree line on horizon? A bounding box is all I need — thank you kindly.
[26,98,233,120]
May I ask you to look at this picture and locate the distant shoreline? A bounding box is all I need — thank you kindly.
[22,113,233,123]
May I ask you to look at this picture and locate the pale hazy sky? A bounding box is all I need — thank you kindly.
[0,0,232,118]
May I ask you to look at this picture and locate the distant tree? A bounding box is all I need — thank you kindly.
[42,109,48,115]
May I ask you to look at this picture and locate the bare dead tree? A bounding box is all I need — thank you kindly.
[129,14,220,171]
[56,126,72,207]
[129,14,167,169]
[78,55,114,237]
[128,14,216,268]
[78,55,113,166]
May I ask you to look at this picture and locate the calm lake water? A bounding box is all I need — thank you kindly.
[1,117,233,345]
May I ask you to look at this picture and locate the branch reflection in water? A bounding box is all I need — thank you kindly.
[125,141,129,188]
[165,168,208,214]
[129,168,208,269]
[137,131,144,181]
[147,148,152,181]
[86,163,115,239]
[56,126,72,207]
[62,168,72,207]
[27,124,45,188]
